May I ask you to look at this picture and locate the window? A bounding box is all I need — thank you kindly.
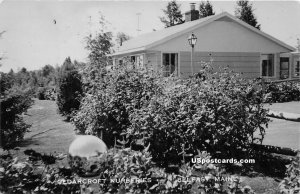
[130,56,136,64]
[295,60,300,77]
[130,55,144,69]
[261,54,274,77]
[280,57,289,79]
[118,59,123,66]
[162,53,178,77]
[136,55,144,69]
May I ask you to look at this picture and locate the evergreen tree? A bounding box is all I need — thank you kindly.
[160,0,184,28]
[56,57,82,119]
[116,32,130,46]
[235,0,260,30]
[199,1,215,18]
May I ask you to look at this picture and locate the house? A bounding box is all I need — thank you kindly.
[111,4,297,80]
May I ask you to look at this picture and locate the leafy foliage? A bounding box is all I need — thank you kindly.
[1,147,282,194]
[116,32,131,47]
[0,151,82,193]
[57,57,82,118]
[0,72,34,149]
[73,65,161,147]
[85,32,113,67]
[279,152,300,193]
[235,0,261,30]
[37,86,56,101]
[1,64,60,100]
[69,147,255,193]
[129,64,269,165]
[160,0,184,28]
[199,1,215,18]
[74,61,269,168]
[265,81,300,103]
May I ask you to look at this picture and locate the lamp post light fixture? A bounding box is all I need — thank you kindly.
[188,33,197,75]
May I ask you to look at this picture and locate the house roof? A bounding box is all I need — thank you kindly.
[111,12,295,56]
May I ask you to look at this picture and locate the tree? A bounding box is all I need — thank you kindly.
[235,0,260,30]
[85,32,113,67]
[160,0,184,28]
[0,69,33,149]
[41,64,55,77]
[56,57,82,119]
[199,1,215,18]
[116,32,130,46]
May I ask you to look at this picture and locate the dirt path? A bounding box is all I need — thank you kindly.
[18,99,76,154]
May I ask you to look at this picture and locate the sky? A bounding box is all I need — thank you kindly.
[0,0,300,73]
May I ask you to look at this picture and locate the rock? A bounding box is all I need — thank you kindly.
[69,135,107,158]
[68,135,107,177]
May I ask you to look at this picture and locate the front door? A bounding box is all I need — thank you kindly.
[280,57,289,79]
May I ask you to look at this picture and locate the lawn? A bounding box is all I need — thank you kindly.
[9,99,76,159]
[265,101,300,114]
[263,118,300,150]
[262,101,300,150]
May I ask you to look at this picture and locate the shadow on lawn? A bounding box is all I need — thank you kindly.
[18,138,41,148]
[223,144,297,178]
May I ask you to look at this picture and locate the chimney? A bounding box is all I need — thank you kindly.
[185,3,199,22]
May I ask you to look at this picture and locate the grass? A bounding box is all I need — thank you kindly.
[260,101,300,150]
[7,99,76,159]
[265,101,300,114]
[262,118,300,150]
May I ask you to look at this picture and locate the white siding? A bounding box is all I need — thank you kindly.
[150,20,291,53]
[180,51,261,78]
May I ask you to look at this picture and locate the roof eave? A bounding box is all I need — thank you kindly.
[109,47,146,57]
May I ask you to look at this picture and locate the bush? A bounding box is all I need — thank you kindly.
[57,57,82,118]
[265,81,300,103]
[37,87,46,100]
[72,65,161,147]
[0,87,33,149]
[129,65,269,165]
[0,148,257,193]
[0,150,82,193]
[74,62,269,167]
[37,87,56,101]
[279,152,300,193]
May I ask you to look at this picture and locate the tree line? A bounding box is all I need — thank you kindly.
[160,0,261,30]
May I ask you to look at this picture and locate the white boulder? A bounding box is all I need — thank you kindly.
[68,135,107,159]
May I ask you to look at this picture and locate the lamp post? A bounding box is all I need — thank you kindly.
[188,33,197,75]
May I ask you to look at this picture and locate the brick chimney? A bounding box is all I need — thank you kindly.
[185,3,199,22]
